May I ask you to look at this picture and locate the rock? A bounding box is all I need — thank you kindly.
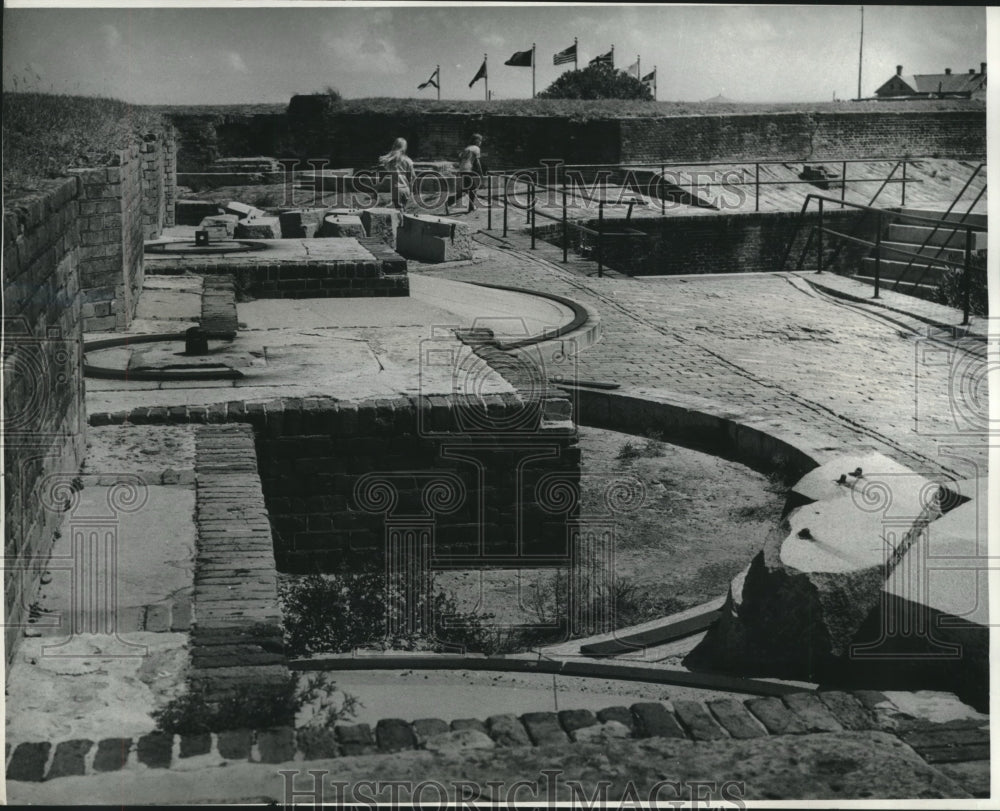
[395,213,472,263]
[278,208,327,239]
[486,714,530,747]
[318,213,366,238]
[360,208,402,246]
[688,455,942,679]
[224,201,267,220]
[234,217,281,239]
[423,729,495,755]
[571,721,632,743]
[199,214,239,238]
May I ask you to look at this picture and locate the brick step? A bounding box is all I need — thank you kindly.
[886,224,987,249]
[896,208,987,230]
[859,257,949,286]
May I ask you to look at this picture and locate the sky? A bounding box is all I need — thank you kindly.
[1,3,989,105]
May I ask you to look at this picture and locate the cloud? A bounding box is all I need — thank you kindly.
[226,51,248,74]
[101,23,121,50]
[480,32,506,49]
[322,19,406,75]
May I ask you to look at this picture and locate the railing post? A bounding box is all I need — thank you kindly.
[597,201,604,278]
[755,163,760,212]
[901,161,907,207]
[526,174,532,224]
[530,181,536,250]
[841,160,847,208]
[660,163,665,215]
[502,175,508,238]
[873,212,882,299]
[562,187,568,263]
[486,173,492,231]
[816,197,824,273]
[962,227,972,325]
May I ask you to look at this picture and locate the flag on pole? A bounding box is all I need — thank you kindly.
[553,42,577,65]
[418,67,439,90]
[505,49,533,67]
[627,60,640,78]
[469,58,487,87]
[641,68,656,85]
[589,49,613,67]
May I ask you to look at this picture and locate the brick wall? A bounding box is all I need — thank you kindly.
[170,105,983,174]
[540,209,878,276]
[170,109,621,173]
[72,127,177,332]
[619,111,986,164]
[2,178,88,662]
[86,394,581,573]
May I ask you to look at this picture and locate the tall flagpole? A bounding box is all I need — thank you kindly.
[857,6,864,100]
[574,37,578,69]
[611,44,615,69]
[436,64,440,101]
[654,66,657,101]
[484,53,488,101]
[637,55,640,81]
[532,43,536,98]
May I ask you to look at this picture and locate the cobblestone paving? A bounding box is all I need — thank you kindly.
[418,233,990,482]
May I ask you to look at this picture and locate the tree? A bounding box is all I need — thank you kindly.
[538,63,653,100]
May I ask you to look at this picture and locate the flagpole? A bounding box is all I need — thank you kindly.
[437,64,440,101]
[856,6,864,100]
[532,43,536,98]
[611,44,614,69]
[637,55,640,81]
[484,53,488,102]
[654,66,658,101]
[574,37,578,69]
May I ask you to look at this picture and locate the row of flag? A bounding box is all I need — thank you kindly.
[416,41,657,99]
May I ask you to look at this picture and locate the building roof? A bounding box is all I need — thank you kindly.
[876,69,986,97]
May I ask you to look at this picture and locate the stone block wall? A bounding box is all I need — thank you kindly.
[2,178,88,662]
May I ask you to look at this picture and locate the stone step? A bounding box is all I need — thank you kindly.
[896,208,987,230]
[851,274,940,301]
[885,223,987,250]
[859,257,949,286]
[878,241,967,264]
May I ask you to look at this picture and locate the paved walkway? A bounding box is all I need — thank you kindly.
[415,228,991,482]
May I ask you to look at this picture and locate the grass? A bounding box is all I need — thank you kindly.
[3,91,165,194]
[151,95,984,123]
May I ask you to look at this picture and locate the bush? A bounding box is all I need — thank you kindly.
[538,63,653,101]
[934,255,988,316]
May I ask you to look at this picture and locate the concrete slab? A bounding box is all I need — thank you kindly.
[133,276,203,324]
[318,213,366,238]
[5,633,188,744]
[792,451,927,504]
[885,497,989,624]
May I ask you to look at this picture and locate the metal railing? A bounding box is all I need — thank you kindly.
[786,193,982,324]
[476,157,933,277]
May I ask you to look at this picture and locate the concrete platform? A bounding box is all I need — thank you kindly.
[83,274,579,416]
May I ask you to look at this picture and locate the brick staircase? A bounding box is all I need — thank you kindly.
[857,208,987,300]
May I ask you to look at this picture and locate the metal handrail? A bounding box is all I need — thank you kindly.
[788,192,981,324]
[897,166,985,291]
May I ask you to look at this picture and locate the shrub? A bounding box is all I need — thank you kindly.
[152,672,357,734]
[934,254,988,316]
[538,63,653,101]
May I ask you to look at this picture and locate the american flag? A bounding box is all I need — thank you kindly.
[553,42,576,65]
